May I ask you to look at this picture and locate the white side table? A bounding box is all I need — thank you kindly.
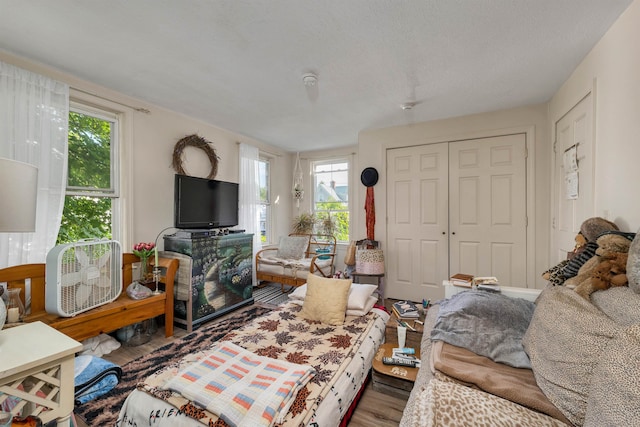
[0,322,82,426]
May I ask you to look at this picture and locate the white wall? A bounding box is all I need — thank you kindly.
[549,0,640,233]
[0,51,291,253]
[357,104,551,290]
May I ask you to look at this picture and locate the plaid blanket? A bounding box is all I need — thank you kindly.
[164,342,315,427]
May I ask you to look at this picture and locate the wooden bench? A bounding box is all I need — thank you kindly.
[0,254,177,342]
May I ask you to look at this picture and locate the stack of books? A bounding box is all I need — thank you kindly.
[450,273,474,288]
[392,300,420,319]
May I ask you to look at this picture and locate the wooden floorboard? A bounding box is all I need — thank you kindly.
[75,302,407,426]
[348,385,407,426]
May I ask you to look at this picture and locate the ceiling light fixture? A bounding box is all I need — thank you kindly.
[302,72,318,87]
[401,102,416,110]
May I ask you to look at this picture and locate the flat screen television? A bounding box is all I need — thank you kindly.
[174,174,239,229]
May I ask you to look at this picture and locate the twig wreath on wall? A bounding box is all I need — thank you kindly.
[172,134,219,179]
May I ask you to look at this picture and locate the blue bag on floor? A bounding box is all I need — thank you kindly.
[74,355,122,405]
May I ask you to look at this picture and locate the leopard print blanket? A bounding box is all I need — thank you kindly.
[407,378,567,427]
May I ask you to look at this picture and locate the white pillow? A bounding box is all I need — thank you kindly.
[289,283,378,311]
[346,295,378,316]
[349,284,379,310]
[289,284,308,301]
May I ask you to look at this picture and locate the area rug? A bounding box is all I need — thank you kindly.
[253,282,293,306]
[75,305,272,426]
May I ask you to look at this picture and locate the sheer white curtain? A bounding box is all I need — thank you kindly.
[238,143,262,286]
[0,60,69,268]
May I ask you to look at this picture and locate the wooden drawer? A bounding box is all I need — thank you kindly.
[385,316,424,350]
[371,370,413,400]
[383,298,426,350]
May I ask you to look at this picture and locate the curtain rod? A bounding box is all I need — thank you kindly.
[71,87,151,113]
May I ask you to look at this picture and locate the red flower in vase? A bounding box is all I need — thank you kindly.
[132,242,155,259]
[133,242,156,283]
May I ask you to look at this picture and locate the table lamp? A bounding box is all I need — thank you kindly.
[0,157,38,330]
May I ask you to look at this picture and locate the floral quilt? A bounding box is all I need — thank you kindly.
[138,302,387,426]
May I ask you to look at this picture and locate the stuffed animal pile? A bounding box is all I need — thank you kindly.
[564,232,633,298]
[542,217,637,299]
[541,217,619,286]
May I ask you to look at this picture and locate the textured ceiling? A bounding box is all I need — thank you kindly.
[0,1,632,152]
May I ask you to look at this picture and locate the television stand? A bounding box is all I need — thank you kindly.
[163,232,254,332]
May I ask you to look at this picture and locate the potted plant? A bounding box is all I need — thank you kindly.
[317,215,336,237]
[291,212,316,234]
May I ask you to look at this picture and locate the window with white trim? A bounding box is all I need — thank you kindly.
[57,102,120,244]
[258,155,272,245]
[312,158,349,242]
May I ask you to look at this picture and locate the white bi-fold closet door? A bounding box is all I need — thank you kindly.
[387,134,527,302]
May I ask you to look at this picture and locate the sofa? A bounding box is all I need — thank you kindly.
[255,233,336,291]
[400,234,640,427]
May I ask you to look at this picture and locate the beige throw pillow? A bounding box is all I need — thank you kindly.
[289,282,377,311]
[299,274,351,325]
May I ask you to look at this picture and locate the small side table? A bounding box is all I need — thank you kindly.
[371,343,420,399]
[384,298,426,349]
[350,271,384,303]
[0,322,82,426]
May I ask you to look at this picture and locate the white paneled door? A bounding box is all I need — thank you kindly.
[553,93,594,262]
[449,135,527,288]
[387,143,449,302]
[387,134,527,302]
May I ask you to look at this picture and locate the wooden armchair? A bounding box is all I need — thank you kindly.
[0,254,177,341]
[256,233,336,291]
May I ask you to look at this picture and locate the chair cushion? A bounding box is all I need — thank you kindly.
[299,274,351,325]
[276,235,309,259]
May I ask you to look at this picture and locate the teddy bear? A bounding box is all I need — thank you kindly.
[564,232,633,299]
[579,255,629,298]
[541,217,619,286]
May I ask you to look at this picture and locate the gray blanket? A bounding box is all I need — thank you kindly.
[431,290,535,368]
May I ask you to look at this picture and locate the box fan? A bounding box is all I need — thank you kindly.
[46,239,122,317]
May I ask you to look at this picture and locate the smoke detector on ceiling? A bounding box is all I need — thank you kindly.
[302,72,318,87]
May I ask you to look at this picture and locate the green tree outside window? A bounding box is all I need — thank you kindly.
[57,110,115,245]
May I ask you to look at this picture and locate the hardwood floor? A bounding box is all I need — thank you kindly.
[76,302,407,426]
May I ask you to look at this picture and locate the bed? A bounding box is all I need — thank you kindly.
[117,276,388,426]
[400,282,640,427]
